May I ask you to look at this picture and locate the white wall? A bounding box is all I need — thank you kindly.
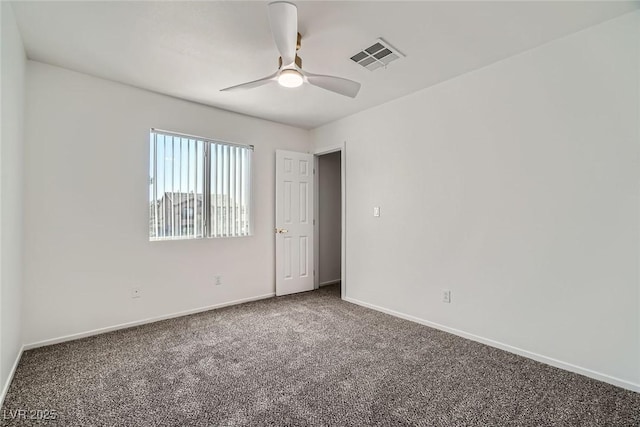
[0,2,26,399]
[23,61,311,345]
[313,12,640,390]
[318,151,341,284]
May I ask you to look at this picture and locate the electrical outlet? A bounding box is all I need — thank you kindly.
[132,287,142,299]
[442,290,451,304]
[214,275,223,286]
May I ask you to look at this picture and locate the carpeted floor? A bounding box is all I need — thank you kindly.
[2,284,639,426]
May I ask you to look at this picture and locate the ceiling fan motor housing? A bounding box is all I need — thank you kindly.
[279,55,302,69]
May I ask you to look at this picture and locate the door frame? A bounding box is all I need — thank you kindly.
[313,142,346,300]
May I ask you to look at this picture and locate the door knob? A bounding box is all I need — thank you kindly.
[275,228,289,234]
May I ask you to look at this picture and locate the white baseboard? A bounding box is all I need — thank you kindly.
[344,296,640,394]
[1,345,24,406]
[25,293,275,350]
[320,279,341,287]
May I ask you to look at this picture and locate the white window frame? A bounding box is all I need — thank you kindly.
[149,128,253,241]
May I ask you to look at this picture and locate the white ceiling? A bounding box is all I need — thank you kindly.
[11,1,639,129]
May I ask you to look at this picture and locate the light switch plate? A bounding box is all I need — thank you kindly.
[373,207,380,217]
[442,290,451,303]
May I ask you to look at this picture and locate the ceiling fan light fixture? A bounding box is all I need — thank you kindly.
[278,69,303,88]
[220,2,360,97]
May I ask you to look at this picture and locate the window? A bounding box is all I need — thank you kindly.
[149,129,252,241]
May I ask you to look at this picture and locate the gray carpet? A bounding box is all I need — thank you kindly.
[2,284,639,426]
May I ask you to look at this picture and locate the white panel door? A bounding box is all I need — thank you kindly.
[275,150,314,296]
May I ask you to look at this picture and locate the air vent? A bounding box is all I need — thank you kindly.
[350,38,405,71]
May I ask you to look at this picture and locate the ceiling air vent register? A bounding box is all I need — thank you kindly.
[351,38,405,71]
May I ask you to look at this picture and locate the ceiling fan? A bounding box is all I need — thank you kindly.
[220,1,361,98]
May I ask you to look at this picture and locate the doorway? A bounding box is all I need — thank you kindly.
[274,147,345,298]
[314,147,344,298]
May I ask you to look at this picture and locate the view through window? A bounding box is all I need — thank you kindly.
[149,129,252,241]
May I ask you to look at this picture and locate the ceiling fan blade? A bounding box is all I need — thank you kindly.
[268,1,298,66]
[220,71,279,92]
[303,72,361,98]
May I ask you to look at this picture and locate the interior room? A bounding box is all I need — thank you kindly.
[1,1,639,425]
